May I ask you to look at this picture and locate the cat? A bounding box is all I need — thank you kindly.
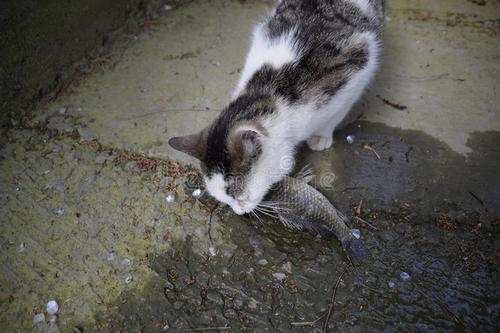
[169,0,384,215]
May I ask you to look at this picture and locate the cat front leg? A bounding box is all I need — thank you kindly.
[306,122,336,151]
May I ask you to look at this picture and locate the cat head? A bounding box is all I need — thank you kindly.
[169,120,278,215]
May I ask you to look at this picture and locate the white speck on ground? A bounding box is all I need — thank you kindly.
[350,228,361,239]
[33,313,45,325]
[400,272,411,282]
[47,300,58,315]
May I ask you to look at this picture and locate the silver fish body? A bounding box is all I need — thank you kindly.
[266,175,368,264]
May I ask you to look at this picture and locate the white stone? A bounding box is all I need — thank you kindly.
[272,272,286,281]
[33,313,45,325]
[400,272,411,282]
[350,228,361,239]
[165,193,176,204]
[47,300,58,315]
[120,258,130,268]
[257,259,268,266]
[124,272,133,283]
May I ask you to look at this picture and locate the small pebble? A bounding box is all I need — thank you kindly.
[58,107,67,115]
[17,242,26,252]
[163,4,173,11]
[47,300,59,315]
[54,208,65,216]
[257,259,268,266]
[120,258,130,268]
[272,272,286,281]
[165,193,176,204]
[400,272,411,282]
[346,135,355,144]
[124,273,133,284]
[208,246,216,257]
[350,228,361,239]
[282,261,293,273]
[192,189,203,198]
[106,252,117,261]
[33,313,45,325]
[249,238,260,248]
[388,281,395,288]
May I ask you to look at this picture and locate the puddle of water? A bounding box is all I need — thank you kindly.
[94,123,499,332]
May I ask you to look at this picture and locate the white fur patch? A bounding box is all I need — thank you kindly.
[204,174,244,215]
[277,31,381,146]
[233,25,298,97]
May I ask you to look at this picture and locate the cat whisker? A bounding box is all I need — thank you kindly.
[251,211,264,225]
[257,203,292,213]
[254,207,278,219]
[258,201,293,209]
[255,206,278,214]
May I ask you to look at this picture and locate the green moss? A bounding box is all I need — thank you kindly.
[0,129,212,331]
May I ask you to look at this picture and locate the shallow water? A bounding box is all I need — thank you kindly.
[92,122,499,332]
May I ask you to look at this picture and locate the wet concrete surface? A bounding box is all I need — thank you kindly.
[1,0,499,332]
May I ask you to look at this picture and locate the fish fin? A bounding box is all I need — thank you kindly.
[277,214,306,231]
[295,164,315,184]
[277,213,330,235]
[335,209,353,227]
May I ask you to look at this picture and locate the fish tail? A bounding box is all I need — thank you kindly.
[342,238,369,266]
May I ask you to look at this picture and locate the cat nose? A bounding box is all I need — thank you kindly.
[237,200,245,208]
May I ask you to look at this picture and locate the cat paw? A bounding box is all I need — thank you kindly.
[307,135,333,151]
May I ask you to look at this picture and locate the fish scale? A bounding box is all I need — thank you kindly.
[266,175,368,264]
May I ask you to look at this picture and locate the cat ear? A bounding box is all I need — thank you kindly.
[240,130,261,160]
[168,129,207,161]
[228,123,267,163]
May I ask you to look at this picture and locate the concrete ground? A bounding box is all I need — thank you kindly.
[1,0,499,332]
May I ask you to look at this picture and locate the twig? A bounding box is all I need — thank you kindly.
[354,199,363,217]
[355,216,379,231]
[290,314,325,326]
[362,144,381,159]
[438,300,470,332]
[322,266,349,333]
[376,95,408,110]
[468,191,484,206]
[405,147,413,163]
[168,325,230,333]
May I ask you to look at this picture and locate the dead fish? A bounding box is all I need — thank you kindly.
[263,168,368,265]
